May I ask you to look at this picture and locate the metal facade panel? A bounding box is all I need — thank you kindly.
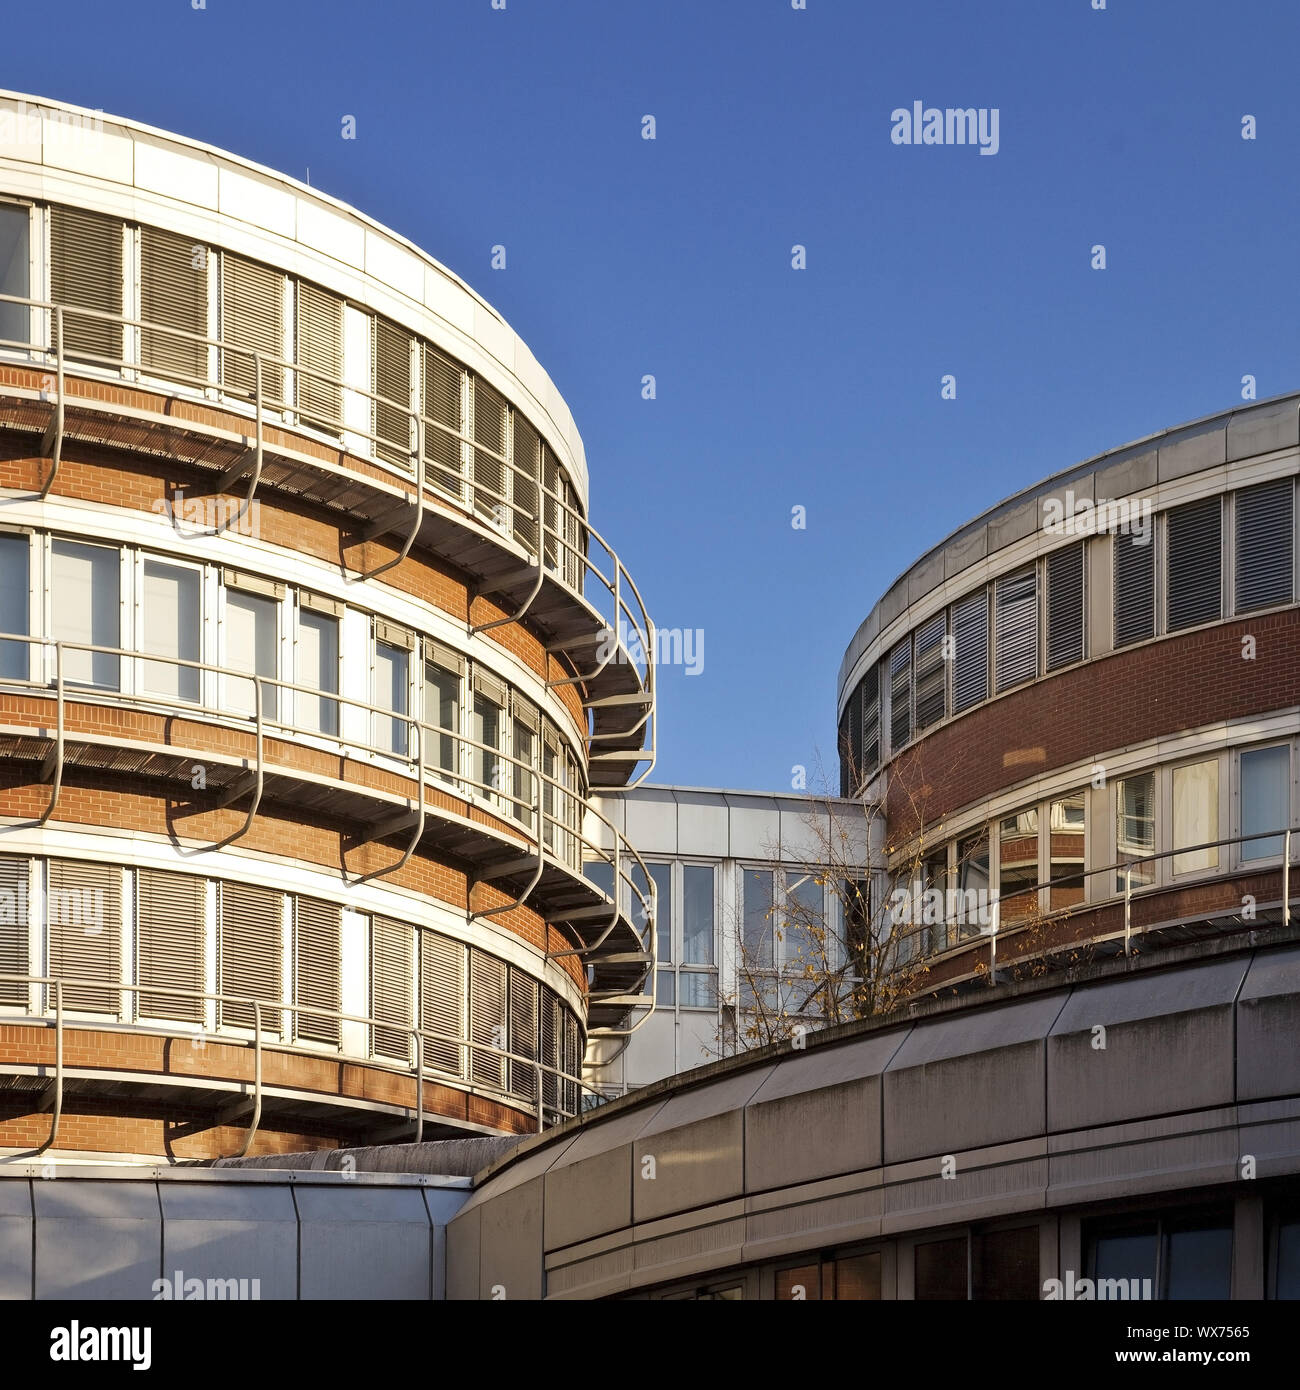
[0,1180,32,1299]
[1158,419,1226,481]
[1226,398,1300,462]
[159,1183,298,1301]
[33,1180,161,1300]
[1238,947,1300,1101]
[445,1205,481,1301]
[478,1176,544,1301]
[294,1185,432,1300]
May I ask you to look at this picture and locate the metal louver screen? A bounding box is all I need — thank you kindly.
[471,378,507,523]
[296,281,343,432]
[913,613,947,731]
[49,206,122,363]
[0,855,29,1007]
[1046,543,1085,671]
[218,881,281,1036]
[1166,497,1222,632]
[1235,478,1294,614]
[221,253,283,402]
[1113,530,1155,647]
[422,345,464,497]
[861,662,881,775]
[137,868,204,1023]
[844,683,863,792]
[371,916,413,1063]
[469,949,506,1089]
[994,567,1038,693]
[888,640,912,752]
[419,928,464,1076]
[508,965,539,1102]
[373,316,413,468]
[952,589,988,713]
[140,225,208,385]
[838,706,851,797]
[542,451,562,573]
[563,478,585,592]
[294,897,340,1046]
[540,987,561,1112]
[47,859,121,1015]
[512,414,540,554]
[563,1010,582,1115]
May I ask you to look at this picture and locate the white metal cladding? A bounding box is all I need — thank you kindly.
[46,859,121,1014]
[912,612,947,732]
[1045,542,1085,672]
[951,588,988,714]
[139,224,207,384]
[993,566,1038,694]
[0,855,29,1007]
[218,880,282,1036]
[419,928,465,1076]
[294,896,341,1047]
[1235,477,1295,614]
[1114,528,1156,648]
[371,915,414,1063]
[469,949,506,1089]
[49,204,122,362]
[136,867,204,1024]
[1166,496,1222,632]
[508,964,539,1102]
[220,251,283,400]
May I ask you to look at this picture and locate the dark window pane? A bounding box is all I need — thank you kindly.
[649,863,672,963]
[0,204,30,348]
[1276,1216,1300,1299]
[776,1263,820,1300]
[915,1236,967,1300]
[743,870,774,968]
[974,1226,1039,1300]
[1093,1227,1158,1291]
[835,1252,882,1301]
[654,969,675,1006]
[584,861,615,898]
[1165,1223,1232,1300]
[682,865,714,964]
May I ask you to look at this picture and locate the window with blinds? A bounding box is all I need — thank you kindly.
[540,987,562,1112]
[140,225,208,385]
[1113,530,1155,647]
[951,589,988,713]
[512,413,540,555]
[49,205,123,363]
[217,881,281,1036]
[419,928,464,1076]
[888,640,912,752]
[563,1009,582,1115]
[542,449,563,575]
[422,345,465,498]
[1166,497,1222,631]
[861,662,881,776]
[469,949,506,1089]
[0,855,29,1008]
[512,694,539,830]
[843,682,863,793]
[471,377,507,525]
[1235,478,1295,614]
[220,252,283,402]
[47,859,121,1014]
[994,567,1038,692]
[562,476,585,592]
[371,915,413,1062]
[293,897,340,1046]
[1046,543,1085,671]
[296,281,343,434]
[136,868,204,1023]
[508,965,539,1102]
[373,316,413,467]
[913,613,947,731]
[472,669,506,801]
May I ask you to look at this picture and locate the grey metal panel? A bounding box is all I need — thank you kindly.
[878,577,908,630]
[479,1175,543,1300]
[1094,444,1158,503]
[882,1154,1048,1234]
[986,494,1039,553]
[725,793,780,860]
[673,792,729,858]
[622,787,679,856]
[445,1204,480,1301]
[158,1183,297,1301]
[1226,398,1300,462]
[0,1180,32,1299]
[744,1030,909,1189]
[945,523,989,579]
[294,1185,431,1300]
[1038,472,1094,532]
[907,548,946,608]
[1158,419,1226,481]
[544,1145,632,1250]
[1237,946,1300,1101]
[33,1179,161,1300]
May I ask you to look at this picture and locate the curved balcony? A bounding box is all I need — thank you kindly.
[0,295,655,788]
[0,634,656,1032]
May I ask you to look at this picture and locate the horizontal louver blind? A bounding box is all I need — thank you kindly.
[0,856,29,1007]
[140,225,208,385]
[47,860,121,1014]
[861,662,881,775]
[542,451,562,573]
[221,253,283,401]
[994,567,1038,692]
[137,868,204,1023]
[1113,530,1155,647]
[952,589,988,713]
[422,345,464,496]
[913,613,947,731]
[837,706,851,798]
[1046,543,1085,671]
[563,1010,582,1115]
[540,986,561,1111]
[419,928,464,1076]
[1167,497,1222,631]
[218,881,281,1036]
[371,916,413,1062]
[469,949,506,1088]
[294,897,340,1046]
[297,281,343,432]
[844,683,863,791]
[1235,478,1294,614]
[50,206,122,362]
[373,316,413,467]
[472,377,507,522]
[512,414,540,554]
[508,965,539,1102]
[888,640,912,752]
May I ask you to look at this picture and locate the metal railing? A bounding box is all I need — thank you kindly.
[0,291,656,787]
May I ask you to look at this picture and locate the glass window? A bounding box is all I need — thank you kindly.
[742,869,774,968]
[1241,745,1289,861]
[682,864,714,964]
[297,608,338,736]
[1165,1219,1232,1300]
[424,660,460,780]
[1235,478,1294,614]
[374,640,408,755]
[0,531,28,679]
[679,972,714,1009]
[52,540,119,689]
[914,1236,968,1300]
[1092,1224,1158,1290]
[782,872,823,970]
[1114,529,1156,647]
[994,566,1039,692]
[472,689,501,795]
[0,204,29,349]
[776,1263,822,1301]
[956,833,989,939]
[1172,760,1218,875]
[141,559,200,702]
[512,716,536,827]
[223,587,277,718]
[655,969,675,1007]
[1048,793,1086,910]
[583,860,615,899]
[973,1226,1039,1300]
[1166,497,1222,632]
[649,863,672,964]
[998,809,1039,924]
[833,1252,882,1300]
[1117,771,1156,889]
[1274,1211,1300,1299]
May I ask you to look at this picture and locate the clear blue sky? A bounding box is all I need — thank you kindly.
[8,0,1300,792]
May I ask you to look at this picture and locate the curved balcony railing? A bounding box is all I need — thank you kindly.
[0,294,656,788]
[0,972,608,1153]
[0,633,656,1013]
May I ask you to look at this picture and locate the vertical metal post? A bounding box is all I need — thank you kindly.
[413,1029,424,1145]
[536,1059,544,1133]
[38,642,65,826]
[987,895,998,986]
[236,1001,264,1158]
[37,980,64,1155]
[1284,829,1292,928]
[40,306,64,498]
[1123,865,1133,957]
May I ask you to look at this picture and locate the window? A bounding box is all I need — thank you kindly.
[1241,744,1290,861]
[861,662,881,775]
[0,203,30,350]
[374,636,409,756]
[1088,1210,1232,1300]
[955,834,989,940]
[1046,543,1085,670]
[994,566,1038,692]
[297,603,339,736]
[472,377,508,525]
[371,915,414,1063]
[50,205,122,363]
[775,1252,882,1301]
[140,224,208,384]
[914,1236,968,1300]
[47,860,122,1015]
[1273,1207,1300,1299]
[507,965,539,1101]
[888,640,912,751]
[1235,478,1294,614]
[374,315,414,467]
[998,809,1039,923]
[1172,759,1218,875]
[973,1226,1040,1300]
[781,872,823,972]
[141,559,200,702]
[423,346,465,497]
[1117,771,1157,889]
[52,539,119,689]
[913,613,947,731]
[742,869,774,968]
[0,856,29,1008]
[423,647,462,781]
[0,531,28,679]
[1048,793,1086,910]
[1166,497,1222,631]
[471,672,506,799]
[420,929,465,1076]
[512,699,538,828]
[222,583,278,718]
[1114,529,1156,647]
[512,414,541,555]
[293,897,340,1047]
[217,881,281,1037]
[683,864,714,966]
[297,281,344,433]
[221,252,283,402]
[951,588,988,713]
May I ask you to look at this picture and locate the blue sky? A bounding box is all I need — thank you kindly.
[8,0,1300,792]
